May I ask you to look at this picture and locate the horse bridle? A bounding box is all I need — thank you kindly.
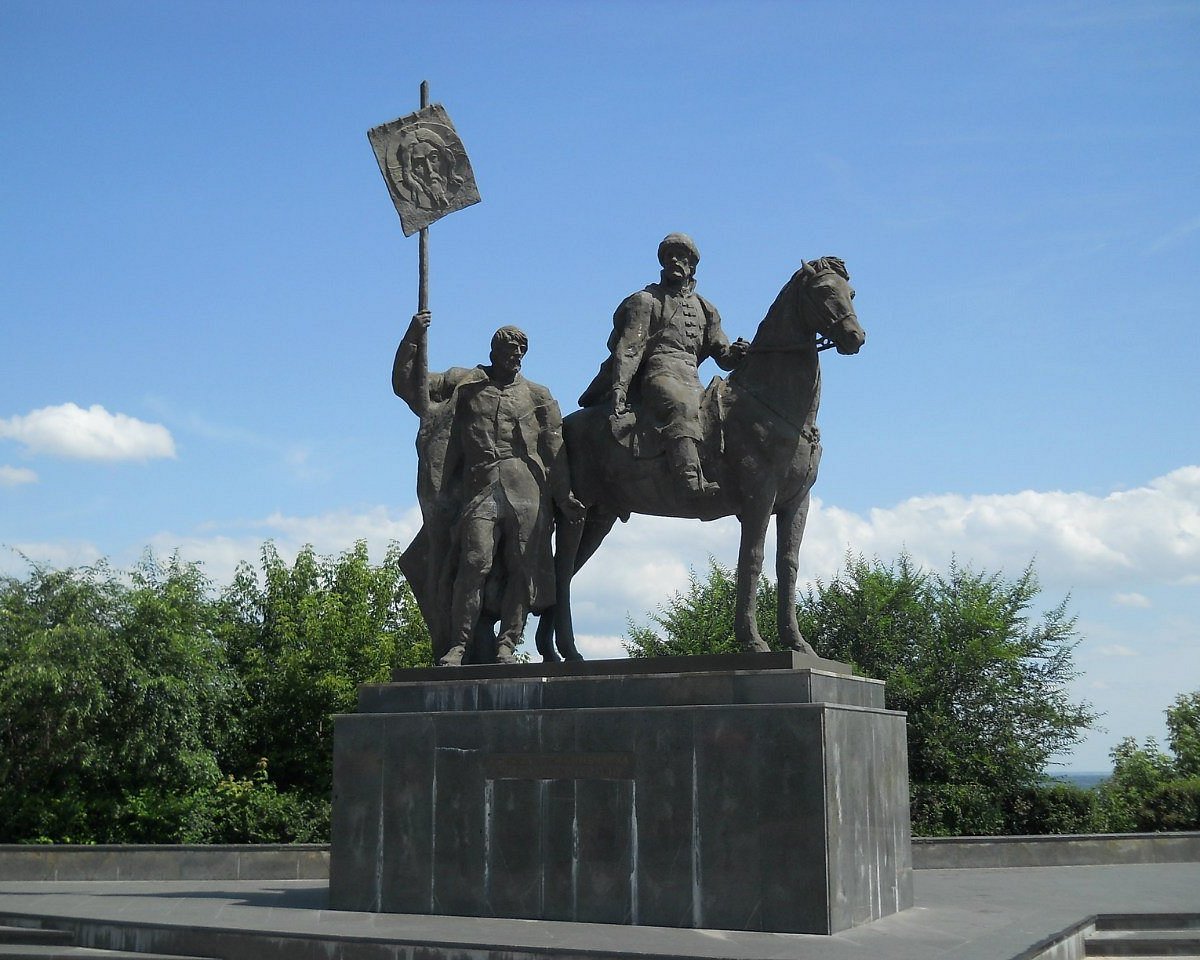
[747,265,851,355]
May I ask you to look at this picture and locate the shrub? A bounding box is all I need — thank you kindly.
[1003,782,1098,835]
[910,783,1004,837]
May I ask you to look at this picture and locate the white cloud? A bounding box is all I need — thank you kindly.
[567,514,744,635]
[257,506,421,548]
[575,634,630,660]
[1096,644,1137,657]
[146,506,424,584]
[0,465,37,486]
[0,403,176,461]
[806,466,1200,591]
[1113,592,1151,608]
[1,540,103,574]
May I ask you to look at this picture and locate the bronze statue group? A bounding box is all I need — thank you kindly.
[392,234,865,666]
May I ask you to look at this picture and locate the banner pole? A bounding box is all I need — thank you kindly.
[417,80,430,313]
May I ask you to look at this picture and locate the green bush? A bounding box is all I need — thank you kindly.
[1003,782,1098,835]
[110,761,329,844]
[0,542,423,844]
[1124,778,1200,833]
[1093,737,1176,832]
[910,783,1004,837]
[198,762,329,843]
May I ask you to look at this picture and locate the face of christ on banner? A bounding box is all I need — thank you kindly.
[368,103,481,237]
[404,137,453,210]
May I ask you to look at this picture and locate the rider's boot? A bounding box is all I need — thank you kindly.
[669,436,719,498]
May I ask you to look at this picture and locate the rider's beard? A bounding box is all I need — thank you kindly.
[662,265,691,289]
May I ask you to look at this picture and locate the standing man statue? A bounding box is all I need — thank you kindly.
[393,312,583,665]
[579,233,749,497]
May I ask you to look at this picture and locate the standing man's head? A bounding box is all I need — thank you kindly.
[490,326,528,382]
[657,233,700,289]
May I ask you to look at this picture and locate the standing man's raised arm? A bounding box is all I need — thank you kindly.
[392,310,432,415]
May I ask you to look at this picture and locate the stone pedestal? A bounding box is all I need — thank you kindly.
[329,652,912,934]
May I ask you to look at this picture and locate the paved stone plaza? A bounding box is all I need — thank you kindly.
[1,861,1198,959]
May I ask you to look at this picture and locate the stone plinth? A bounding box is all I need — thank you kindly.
[329,653,912,934]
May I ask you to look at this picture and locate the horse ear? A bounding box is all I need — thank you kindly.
[822,256,849,280]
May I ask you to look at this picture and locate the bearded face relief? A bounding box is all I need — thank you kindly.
[406,140,450,209]
[368,103,481,236]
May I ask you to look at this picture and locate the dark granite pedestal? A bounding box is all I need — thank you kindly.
[329,652,913,935]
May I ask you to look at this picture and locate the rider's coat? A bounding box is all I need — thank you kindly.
[579,280,741,442]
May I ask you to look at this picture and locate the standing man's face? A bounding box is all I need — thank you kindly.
[491,341,525,378]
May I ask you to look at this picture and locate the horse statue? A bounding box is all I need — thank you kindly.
[536,256,865,661]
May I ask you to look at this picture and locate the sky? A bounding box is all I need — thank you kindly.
[2,1,1197,772]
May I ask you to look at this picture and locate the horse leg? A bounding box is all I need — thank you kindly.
[554,509,619,659]
[545,508,586,662]
[776,493,817,656]
[573,507,619,571]
[536,506,620,663]
[534,610,558,662]
[735,494,775,653]
[536,506,584,662]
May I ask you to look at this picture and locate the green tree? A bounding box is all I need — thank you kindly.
[1094,689,1200,832]
[625,555,1098,835]
[217,540,431,798]
[1166,690,1200,779]
[1095,736,1176,831]
[0,555,230,842]
[624,559,778,657]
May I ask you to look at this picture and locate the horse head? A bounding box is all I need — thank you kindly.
[795,256,865,355]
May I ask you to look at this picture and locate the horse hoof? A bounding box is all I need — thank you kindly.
[742,640,771,654]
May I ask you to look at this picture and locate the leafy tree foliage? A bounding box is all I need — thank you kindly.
[1093,690,1200,832]
[1166,690,1200,779]
[218,540,431,795]
[626,554,1098,835]
[0,540,431,843]
[0,555,232,841]
[624,560,778,657]
[1094,737,1177,832]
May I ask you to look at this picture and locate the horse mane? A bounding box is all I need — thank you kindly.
[805,255,848,280]
[748,256,849,348]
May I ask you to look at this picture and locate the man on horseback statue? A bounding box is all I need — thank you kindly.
[579,233,749,498]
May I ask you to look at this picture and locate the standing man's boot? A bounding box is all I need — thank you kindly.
[438,643,466,667]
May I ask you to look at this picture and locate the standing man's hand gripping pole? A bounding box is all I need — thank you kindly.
[393,310,432,416]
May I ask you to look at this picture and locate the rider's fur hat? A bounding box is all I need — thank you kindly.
[658,233,700,265]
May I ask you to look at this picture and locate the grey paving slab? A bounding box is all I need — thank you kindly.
[0,862,1198,960]
[0,947,216,959]
[0,926,73,944]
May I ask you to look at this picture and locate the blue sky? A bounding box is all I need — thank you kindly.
[2,2,1197,771]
